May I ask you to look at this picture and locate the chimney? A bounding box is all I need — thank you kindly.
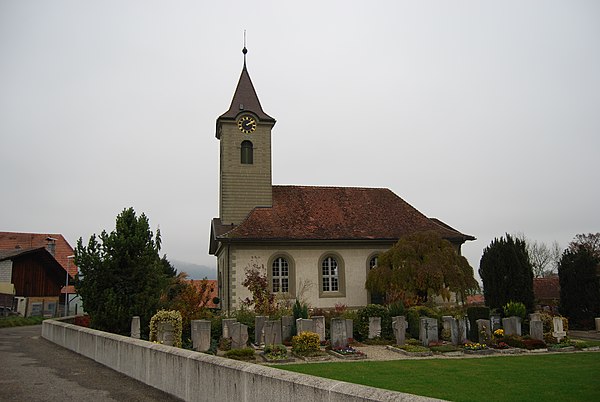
[46,237,57,256]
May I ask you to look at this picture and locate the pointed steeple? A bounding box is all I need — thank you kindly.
[217,47,275,136]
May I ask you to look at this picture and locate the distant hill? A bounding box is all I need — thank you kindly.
[171,260,216,280]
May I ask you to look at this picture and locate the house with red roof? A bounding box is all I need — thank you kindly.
[209,49,475,313]
[0,232,80,316]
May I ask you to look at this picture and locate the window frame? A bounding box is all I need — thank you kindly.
[318,252,345,298]
[267,253,295,297]
[241,140,253,164]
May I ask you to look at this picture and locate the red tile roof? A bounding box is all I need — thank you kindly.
[533,276,560,301]
[187,279,219,308]
[216,186,474,243]
[0,232,76,277]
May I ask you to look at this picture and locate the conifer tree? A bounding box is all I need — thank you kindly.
[479,234,535,311]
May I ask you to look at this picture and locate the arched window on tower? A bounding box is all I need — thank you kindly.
[241,140,253,164]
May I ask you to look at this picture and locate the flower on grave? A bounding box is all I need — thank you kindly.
[464,343,488,351]
[494,328,504,338]
[496,342,509,349]
[332,346,364,356]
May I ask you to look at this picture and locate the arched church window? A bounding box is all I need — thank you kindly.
[322,256,339,292]
[272,257,289,293]
[369,256,379,270]
[241,140,253,164]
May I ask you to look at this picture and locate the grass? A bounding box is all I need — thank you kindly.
[273,353,600,401]
[0,316,45,328]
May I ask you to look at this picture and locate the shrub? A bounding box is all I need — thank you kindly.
[406,306,439,339]
[292,331,321,356]
[466,306,490,341]
[356,304,392,341]
[387,300,405,318]
[224,347,255,360]
[264,344,288,360]
[503,301,526,320]
[521,337,547,350]
[149,310,183,348]
[74,315,90,327]
[502,335,526,349]
[234,307,256,345]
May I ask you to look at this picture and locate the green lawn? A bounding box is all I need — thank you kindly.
[273,353,600,401]
[0,316,45,328]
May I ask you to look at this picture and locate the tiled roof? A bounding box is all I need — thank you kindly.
[217,186,474,242]
[0,232,77,277]
[533,276,560,301]
[187,279,219,308]
[217,63,275,138]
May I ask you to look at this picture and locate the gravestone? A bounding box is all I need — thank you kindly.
[345,319,354,341]
[368,317,382,339]
[529,313,541,322]
[552,317,566,342]
[476,319,492,343]
[264,320,282,345]
[222,318,237,339]
[457,317,468,344]
[131,316,141,339]
[281,316,294,341]
[442,316,459,346]
[230,322,249,349]
[157,322,174,346]
[255,316,268,345]
[530,320,543,341]
[490,315,502,331]
[192,319,211,352]
[392,316,408,346]
[596,318,600,332]
[419,317,438,346]
[502,317,522,336]
[296,318,314,334]
[313,316,326,342]
[331,318,348,348]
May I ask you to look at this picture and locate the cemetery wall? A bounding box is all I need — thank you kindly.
[42,317,441,402]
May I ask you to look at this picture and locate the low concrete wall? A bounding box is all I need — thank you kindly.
[42,318,442,402]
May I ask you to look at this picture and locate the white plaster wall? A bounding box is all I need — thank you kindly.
[230,244,390,309]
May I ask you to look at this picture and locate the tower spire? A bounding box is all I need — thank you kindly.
[242,30,247,66]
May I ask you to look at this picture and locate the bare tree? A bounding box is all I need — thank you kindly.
[569,233,600,259]
[528,240,562,277]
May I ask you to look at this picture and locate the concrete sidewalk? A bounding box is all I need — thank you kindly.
[0,325,181,402]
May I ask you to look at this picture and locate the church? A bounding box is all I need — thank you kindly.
[210,48,474,313]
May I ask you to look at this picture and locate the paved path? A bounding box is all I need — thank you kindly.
[0,325,181,402]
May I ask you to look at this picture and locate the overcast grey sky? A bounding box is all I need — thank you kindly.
[1,1,599,279]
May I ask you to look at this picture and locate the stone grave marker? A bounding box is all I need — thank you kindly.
[313,316,326,342]
[345,319,354,341]
[490,315,502,331]
[502,317,522,336]
[230,322,249,349]
[255,316,268,345]
[264,320,282,345]
[457,317,468,344]
[596,317,600,332]
[281,316,294,341]
[530,319,543,341]
[392,316,408,346]
[296,318,314,334]
[331,318,348,348]
[368,317,382,339]
[158,321,174,346]
[419,317,438,346]
[222,318,237,339]
[552,317,566,342]
[442,316,459,346]
[192,319,211,352]
[131,316,141,339]
[529,313,541,322]
[476,319,492,343]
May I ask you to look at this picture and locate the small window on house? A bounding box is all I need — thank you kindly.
[272,257,289,293]
[321,256,339,292]
[241,140,253,164]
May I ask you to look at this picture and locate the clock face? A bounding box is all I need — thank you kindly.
[237,115,257,134]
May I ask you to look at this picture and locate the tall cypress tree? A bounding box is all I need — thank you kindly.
[479,234,535,311]
[558,247,600,328]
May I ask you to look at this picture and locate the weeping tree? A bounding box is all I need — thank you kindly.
[366,231,479,305]
[75,208,172,337]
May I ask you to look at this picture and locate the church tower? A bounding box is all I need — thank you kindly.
[215,47,275,225]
